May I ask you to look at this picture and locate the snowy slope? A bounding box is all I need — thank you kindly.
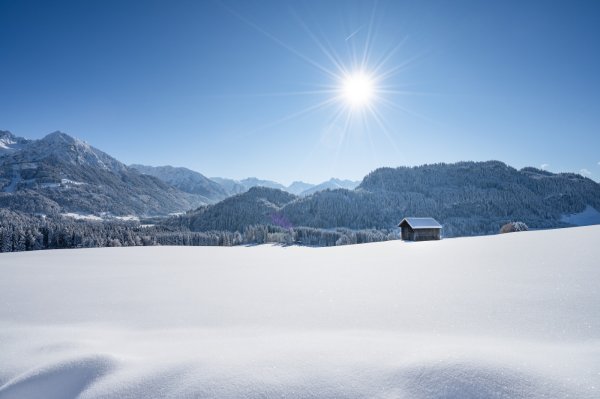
[0,226,599,398]
[561,205,600,226]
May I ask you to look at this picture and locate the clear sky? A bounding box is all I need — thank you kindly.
[1,0,599,184]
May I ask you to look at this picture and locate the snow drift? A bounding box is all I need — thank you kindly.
[0,226,599,398]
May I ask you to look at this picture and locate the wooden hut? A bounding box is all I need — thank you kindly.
[398,217,442,241]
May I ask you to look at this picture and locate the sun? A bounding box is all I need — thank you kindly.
[341,72,375,108]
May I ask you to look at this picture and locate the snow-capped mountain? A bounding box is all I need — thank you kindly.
[24,131,127,173]
[239,177,287,191]
[210,177,287,196]
[299,178,360,196]
[0,131,31,155]
[130,164,228,203]
[208,177,352,197]
[0,131,205,216]
[286,181,315,195]
[209,177,247,196]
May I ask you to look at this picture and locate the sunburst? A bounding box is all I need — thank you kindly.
[220,1,428,154]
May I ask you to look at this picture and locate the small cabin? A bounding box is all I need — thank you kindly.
[398,217,442,241]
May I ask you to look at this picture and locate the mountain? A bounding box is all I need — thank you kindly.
[286,181,315,195]
[168,186,297,232]
[0,131,31,155]
[208,177,352,197]
[239,177,286,191]
[0,131,205,216]
[130,164,228,203]
[172,161,600,237]
[210,176,287,196]
[209,177,247,196]
[299,178,359,196]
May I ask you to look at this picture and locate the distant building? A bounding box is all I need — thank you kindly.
[398,217,442,241]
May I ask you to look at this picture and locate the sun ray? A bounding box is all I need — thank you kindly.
[360,0,380,70]
[377,89,440,97]
[210,89,339,99]
[365,103,401,156]
[371,36,410,76]
[331,106,355,172]
[234,97,340,140]
[219,2,340,80]
[375,50,430,81]
[297,103,348,177]
[220,0,429,156]
[377,96,437,125]
[290,8,350,77]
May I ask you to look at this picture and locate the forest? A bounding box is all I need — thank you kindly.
[0,209,397,253]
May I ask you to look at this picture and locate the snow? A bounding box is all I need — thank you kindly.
[561,205,600,226]
[61,213,103,221]
[400,217,443,229]
[114,215,139,221]
[59,213,139,222]
[61,178,86,186]
[40,182,61,189]
[0,131,28,154]
[1,226,599,398]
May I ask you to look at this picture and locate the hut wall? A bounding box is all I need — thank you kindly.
[401,226,440,241]
[412,228,441,241]
[401,226,414,240]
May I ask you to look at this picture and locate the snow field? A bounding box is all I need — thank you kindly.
[0,226,599,398]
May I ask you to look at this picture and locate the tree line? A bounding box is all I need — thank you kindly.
[0,209,398,253]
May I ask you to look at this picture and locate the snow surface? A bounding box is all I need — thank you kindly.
[561,205,600,226]
[1,226,599,398]
[61,213,104,221]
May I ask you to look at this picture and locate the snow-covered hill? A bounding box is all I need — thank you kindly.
[0,226,598,398]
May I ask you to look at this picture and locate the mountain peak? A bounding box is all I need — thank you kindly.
[42,131,81,145]
[0,130,17,146]
[299,178,360,196]
[0,130,15,139]
[20,131,127,173]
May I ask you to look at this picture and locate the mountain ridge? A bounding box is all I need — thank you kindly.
[130,164,227,203]
[0,131,206,216]
[1,131,599,237]
[174,161,600,237]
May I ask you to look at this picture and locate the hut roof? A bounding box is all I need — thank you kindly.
[398,217,442,229]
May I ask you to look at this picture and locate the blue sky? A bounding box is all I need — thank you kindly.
[1,0,599,184]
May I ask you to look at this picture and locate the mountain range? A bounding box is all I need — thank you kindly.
[171,161,600,237]
[129,164,229,203]
[0,131,204,216]
[0,131,359,216]
[1,130,600,237]
[131,165,359,198]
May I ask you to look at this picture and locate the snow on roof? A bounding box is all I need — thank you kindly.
[398,217,442,229]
